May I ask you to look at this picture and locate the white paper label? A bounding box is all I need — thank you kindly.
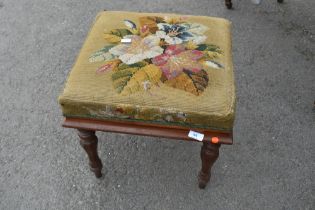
[121,38,132,43]
[188,130,204,141]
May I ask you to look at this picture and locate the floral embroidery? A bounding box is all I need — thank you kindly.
[109,35,164,65]
[152,45,203,79]
[89,45,116,63]
[155,23,208,45]
[96,59,121,74]
[89,16,224,96]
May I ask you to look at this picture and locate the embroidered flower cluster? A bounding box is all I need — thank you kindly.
[89,16,224,96]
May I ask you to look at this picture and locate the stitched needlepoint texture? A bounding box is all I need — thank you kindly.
[58,11,236,131]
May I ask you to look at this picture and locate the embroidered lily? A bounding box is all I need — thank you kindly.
[109,35,163,65]
[109,35,164,65]
[152,45,204,79]
[156,23,208,45]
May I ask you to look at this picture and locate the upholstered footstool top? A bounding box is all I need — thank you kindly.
[59,11,235,132]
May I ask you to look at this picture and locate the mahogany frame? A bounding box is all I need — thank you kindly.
[63,117,233,189]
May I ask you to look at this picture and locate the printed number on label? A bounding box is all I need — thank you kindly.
[188,130,204,141]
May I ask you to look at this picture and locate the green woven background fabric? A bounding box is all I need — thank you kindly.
[58,11,236,131]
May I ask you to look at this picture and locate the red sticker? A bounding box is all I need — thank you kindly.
[211,137,219,144]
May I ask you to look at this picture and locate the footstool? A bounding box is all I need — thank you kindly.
[58,11,236,189]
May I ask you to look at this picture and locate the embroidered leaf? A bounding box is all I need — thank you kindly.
[164,70,209,96]
[113,77,130,89]
[204,51,221,60]
[110,29,132,38]
[120,64,162,95]
[117,61,148,71]
[185,69,209,90]
[96,59,121,74]
[115,64,162,95]
[89,45,115,62]
[153,16,165,23]
[104,34,121,43]
[164,16,188,24]
[139,16,165,34]
[196,44,221,53]
[112,67,139,81]
[207,51,222,60]
[185,40,198,50]
[112,67,140,93]
[104,28,132,42]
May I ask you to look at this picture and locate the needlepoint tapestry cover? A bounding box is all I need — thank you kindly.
[58,11,236,131]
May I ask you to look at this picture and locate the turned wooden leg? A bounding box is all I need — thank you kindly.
[77,129,103,178]
[225,0,232,9]
[198,142,220,189]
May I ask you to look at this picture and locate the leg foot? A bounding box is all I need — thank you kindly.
[198,142,220,189]
[277,0,283,3]
[77,129,103,178]
[225,0,233,9]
